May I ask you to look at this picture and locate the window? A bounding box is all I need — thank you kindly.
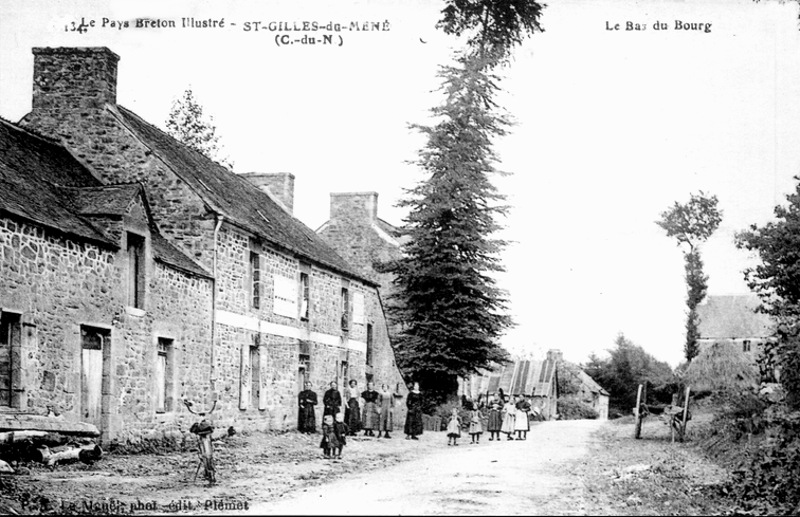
[341,287,350,330]
[366,324,374,367]
[0,312,21,407]
[127,233,145,309]
[300,272,310,320]
[155,338,173,413]
[340,360,348,382]
[743,340,751,353]
[250,252,260,309]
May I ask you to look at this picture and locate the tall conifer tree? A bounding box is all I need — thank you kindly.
[385,1,544,403]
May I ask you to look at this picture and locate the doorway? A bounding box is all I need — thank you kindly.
[81,326,110,430]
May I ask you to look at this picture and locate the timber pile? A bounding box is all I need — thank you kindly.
[0,413,102,473]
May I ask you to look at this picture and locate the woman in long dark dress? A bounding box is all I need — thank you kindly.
[361,381,380,437]
[344,379,362,436]
[404,382,424,440]
[298,381,318,433]
[487,392,503,441]
[323,380,342,418]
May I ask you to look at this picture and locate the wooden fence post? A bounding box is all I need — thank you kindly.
[633,384,643,439]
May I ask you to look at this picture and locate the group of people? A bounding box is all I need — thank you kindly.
[297,379,426,459]
[445,392,534,446]
[298,381,537,455]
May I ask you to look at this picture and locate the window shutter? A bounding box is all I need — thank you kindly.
[258,346,268,410]
[239,343,251,410]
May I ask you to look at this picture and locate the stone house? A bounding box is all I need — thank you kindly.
[0,117,213,442]
[316,191,405,322]
[7,46,405,441]
[697,295,774,360]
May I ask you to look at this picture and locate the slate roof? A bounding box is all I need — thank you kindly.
[150,232,210,278]
[697,295,773,339]
[0,118,113,245]
[113,106,371,285]
[576,369,609,396]
[478,358,558,398]
[0,118,209,278]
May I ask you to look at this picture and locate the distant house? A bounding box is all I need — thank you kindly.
[697,295,774,360]
[561,365,610,420]
[461,350,562,420]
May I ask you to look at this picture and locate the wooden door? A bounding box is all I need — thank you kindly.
[155,350,166,413]
[0,314,16,406]
[81,330,104,428]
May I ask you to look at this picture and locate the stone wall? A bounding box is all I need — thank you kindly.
[22,105,216,273]
[0,214,215,442]
[21,45,408,437]
[319,192,403,300]
[213,224,407,430]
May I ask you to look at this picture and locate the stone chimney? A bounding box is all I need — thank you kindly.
[546,349,563,363]
[330,192,378,223]
[241,172,295,214]
[32,47,120,110]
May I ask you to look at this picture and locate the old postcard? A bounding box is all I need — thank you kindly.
[0,0,798,514]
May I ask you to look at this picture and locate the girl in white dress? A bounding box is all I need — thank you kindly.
[514,397,531,440]
[500,396,516,440]
[446,407,462,446]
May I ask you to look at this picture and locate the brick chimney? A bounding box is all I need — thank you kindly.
[241,172,295,214]
[32,47,120,110]
[330,192,378,223]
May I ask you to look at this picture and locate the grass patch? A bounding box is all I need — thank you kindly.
[579,416,734,515]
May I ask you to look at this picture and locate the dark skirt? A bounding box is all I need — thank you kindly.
[345,399,362,433]
[487,409,503,432]
[362,402,380,430]
[298,406,316,433]
[320,427,341,450]
[404,409,424,436]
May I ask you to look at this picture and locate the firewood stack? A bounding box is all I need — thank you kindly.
[0,410,102,473]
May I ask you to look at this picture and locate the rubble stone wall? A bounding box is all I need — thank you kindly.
[0,215,214,443]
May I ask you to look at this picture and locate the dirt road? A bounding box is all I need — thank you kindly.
[247,420,603,516]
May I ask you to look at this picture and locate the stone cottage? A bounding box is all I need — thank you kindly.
[697,295,774,361]
[8,46,405,441]
[558,363,610,420]
[0,117,213,442]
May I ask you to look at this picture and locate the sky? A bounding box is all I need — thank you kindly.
[2,0,800,367]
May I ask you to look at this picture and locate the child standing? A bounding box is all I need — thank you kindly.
[319,414,340,459]
[469,407,483,444]
[500,396,517,441]
[446,407,462,446]
[333,412,348,459]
